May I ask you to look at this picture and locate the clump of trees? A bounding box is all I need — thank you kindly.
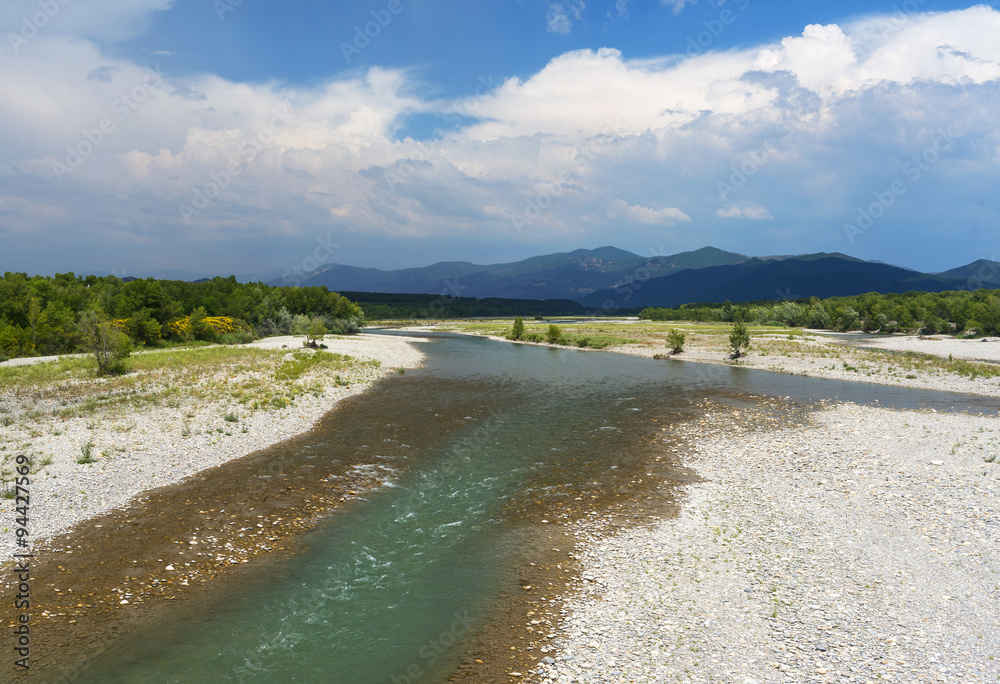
[640,289,1000,337]
[0,272,365,361]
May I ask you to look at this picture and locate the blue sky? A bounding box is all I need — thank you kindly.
[2,0,1000,278]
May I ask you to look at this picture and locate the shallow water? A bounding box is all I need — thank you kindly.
[69,333,998,683]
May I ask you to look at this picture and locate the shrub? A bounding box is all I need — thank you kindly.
[77,311,131,376]
[729,319,751,359]
[306,317,327,347]
[77,439,97,464]
[546,324,564,344]
[666,328,686,354]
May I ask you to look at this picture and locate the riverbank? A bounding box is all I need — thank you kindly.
[419,321,1000,398]
[0,333,424,560]
[533,400,1000,682]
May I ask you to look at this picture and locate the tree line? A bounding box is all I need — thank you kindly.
[0,272,364,360]
[639,289,1000,335]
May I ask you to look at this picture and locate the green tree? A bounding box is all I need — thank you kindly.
[509,316,525,341]
[306,317,327,347]
[729,319,751,359]
[77,311,131,376]
[666,328,686,354]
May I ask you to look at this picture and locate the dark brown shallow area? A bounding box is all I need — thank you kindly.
[1,363,810,684]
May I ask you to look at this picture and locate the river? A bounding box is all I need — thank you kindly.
[65,332,997,683]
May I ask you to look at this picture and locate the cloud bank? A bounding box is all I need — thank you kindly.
[2,4,1000,274]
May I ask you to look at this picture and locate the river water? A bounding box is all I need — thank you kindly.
[68,332,997,683]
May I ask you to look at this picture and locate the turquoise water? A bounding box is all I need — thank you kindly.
[70,333,998,683]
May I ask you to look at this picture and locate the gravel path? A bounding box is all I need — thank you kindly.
[0,334,423,560]
[535,401,1000,683]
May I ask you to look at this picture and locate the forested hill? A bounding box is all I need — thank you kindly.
[0,273,363,360]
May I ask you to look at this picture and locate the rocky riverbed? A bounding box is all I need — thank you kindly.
[534,399,1000,683]
[0,334,424,560]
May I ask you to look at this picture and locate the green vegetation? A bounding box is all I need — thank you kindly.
[341,291,584,320]
[639,289,1000,337]
[546,324,565,344]
[666,328,686,354]
[729,315,751,359]
[0,272,365,361]
[77,311,132,376]
[77,439,97,464]
[306,317,327,347]
[509,316,525,341]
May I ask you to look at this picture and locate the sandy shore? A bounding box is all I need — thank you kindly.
[533,399,1000,682]
[0,333,424,560]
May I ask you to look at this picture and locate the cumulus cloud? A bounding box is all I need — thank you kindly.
[2,5,1000,273]
[610,200,691,225]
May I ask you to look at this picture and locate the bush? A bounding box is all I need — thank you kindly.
[306,317,327,347]
[77,311,131,376]
[666,328,686,354]
[729,320,751,359]
[509,316,525,341]
[546,324,564,344]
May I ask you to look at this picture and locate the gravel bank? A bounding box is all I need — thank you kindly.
[1,334,423,560]
[535,401,1000,683]
[848,335,1000,363]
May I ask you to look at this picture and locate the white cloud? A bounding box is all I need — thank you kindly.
[3,6,1000,274]
[610,200,691,225]
[615,0,632,20]
[717,204,773,220]
[547,1,585,34]
[660,0,692,15]
[0,0,175,43]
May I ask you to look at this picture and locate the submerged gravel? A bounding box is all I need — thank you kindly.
[536,400,1000,683]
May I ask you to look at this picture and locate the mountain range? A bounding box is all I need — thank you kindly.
[279,247,1000,309]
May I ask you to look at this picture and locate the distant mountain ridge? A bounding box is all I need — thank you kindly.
[288,246,749,300]
[84,247,1000,310]
[577,255,988,309]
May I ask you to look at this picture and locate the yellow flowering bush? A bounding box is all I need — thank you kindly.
[167,316,252,339]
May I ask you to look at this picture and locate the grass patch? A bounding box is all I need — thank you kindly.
[77,439,97,464]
